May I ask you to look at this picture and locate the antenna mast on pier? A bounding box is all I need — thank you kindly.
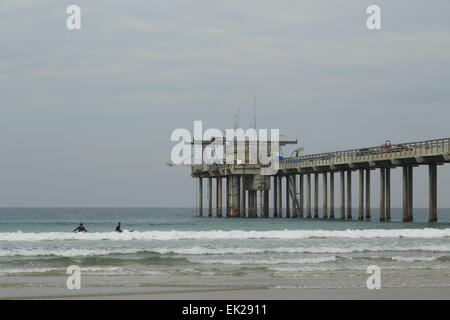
[252,93,257,129]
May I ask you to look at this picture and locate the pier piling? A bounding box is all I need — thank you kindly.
[347,171,352,219]
[198,178,203,217]
[386,168,391,221]
[314,173,319,218]
[273,176,278,218]
[291,175,298,218]
[358,169,364,220]
[208,177,212,217]
[365,170,370,220]
[329,172,334,219]
[429,164,437,222]
[380,168,385,221]
[299,174,304,218]
[323,173,328,219]
[340,171,345,219]
[307,174,311,218]
[278,176,283,218]
[286,176,291,218]
[217,177,222,217]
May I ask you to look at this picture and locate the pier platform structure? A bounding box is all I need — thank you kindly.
[192,138,449,222]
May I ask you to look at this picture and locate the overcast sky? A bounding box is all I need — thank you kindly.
[0,0,449,207]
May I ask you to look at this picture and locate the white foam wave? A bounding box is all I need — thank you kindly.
[1,244,449,258]
[391,256,439,262]
[190,256,337,265]
[0,228,449,242]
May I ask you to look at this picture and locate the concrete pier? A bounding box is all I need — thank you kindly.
[314,173,319,218]
[208,177,212,217]
[380,168,385,221]
[278,176,283,218]
[358,169,364,220]
[198,178,203,217]
[347,171,352,219]
[273,176,278,218]
[429,164,437,222]
[239,175,245,218]
[286,176,291,218]
[386,168,391,221]
[216,177,222,217]
[365,170,370,220]
[306,174,311,218]
[323,173,328,219]
[190,137,449,223]
[329,172,334,219]
[340,171,345,219]
[299,174,304,218]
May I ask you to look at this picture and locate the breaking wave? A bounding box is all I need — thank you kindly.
[0,228,449,242]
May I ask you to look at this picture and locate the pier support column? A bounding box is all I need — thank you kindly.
[329,173,334,219]
[286,176,291,218]
[230,176,240,217]
[273,176,278,218]
[323,173,328,219]
[347,171,352,219]
[380,168,385,221]
[198,178,203,217]
[408,166,413,222]
[248,190,258,218]
[216,178,222,217]
[208,177,213,217]
[299,174,304,218]
[306,174,311,218]
[226,177,230,217]
[291,175,298,218]
[429,164,437,222]
[264,190,269,217]
[259,190,264,218]
[278,176,283,218]
[358,169,364,220]
[314,173,319,218]
[365,170,370,220]
[403,166,408,222]
[340,171,345,219]
[240,175,245,218]
[386,168,391,221]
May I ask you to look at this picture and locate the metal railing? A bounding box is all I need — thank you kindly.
[191,138,449,173]
[280,138,450,168]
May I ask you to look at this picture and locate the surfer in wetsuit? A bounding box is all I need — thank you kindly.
[73,223,87,233]
[115,222,122,233]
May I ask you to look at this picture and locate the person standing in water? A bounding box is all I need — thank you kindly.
[115,222,122,233]
[73,223,87,233]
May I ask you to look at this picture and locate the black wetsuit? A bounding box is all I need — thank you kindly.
[73,226,87,233]
[115,225,122,233]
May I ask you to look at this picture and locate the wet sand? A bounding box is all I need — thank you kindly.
[3,287,450,300]
[1,275,449,300]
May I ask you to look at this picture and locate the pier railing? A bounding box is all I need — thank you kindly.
[191,138,450,173]
[280,138,450,169]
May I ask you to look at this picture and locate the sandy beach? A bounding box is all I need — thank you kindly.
[3,286,449,300]
[1,274,449,300]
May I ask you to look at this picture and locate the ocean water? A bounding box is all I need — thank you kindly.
[0,207,449,295]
